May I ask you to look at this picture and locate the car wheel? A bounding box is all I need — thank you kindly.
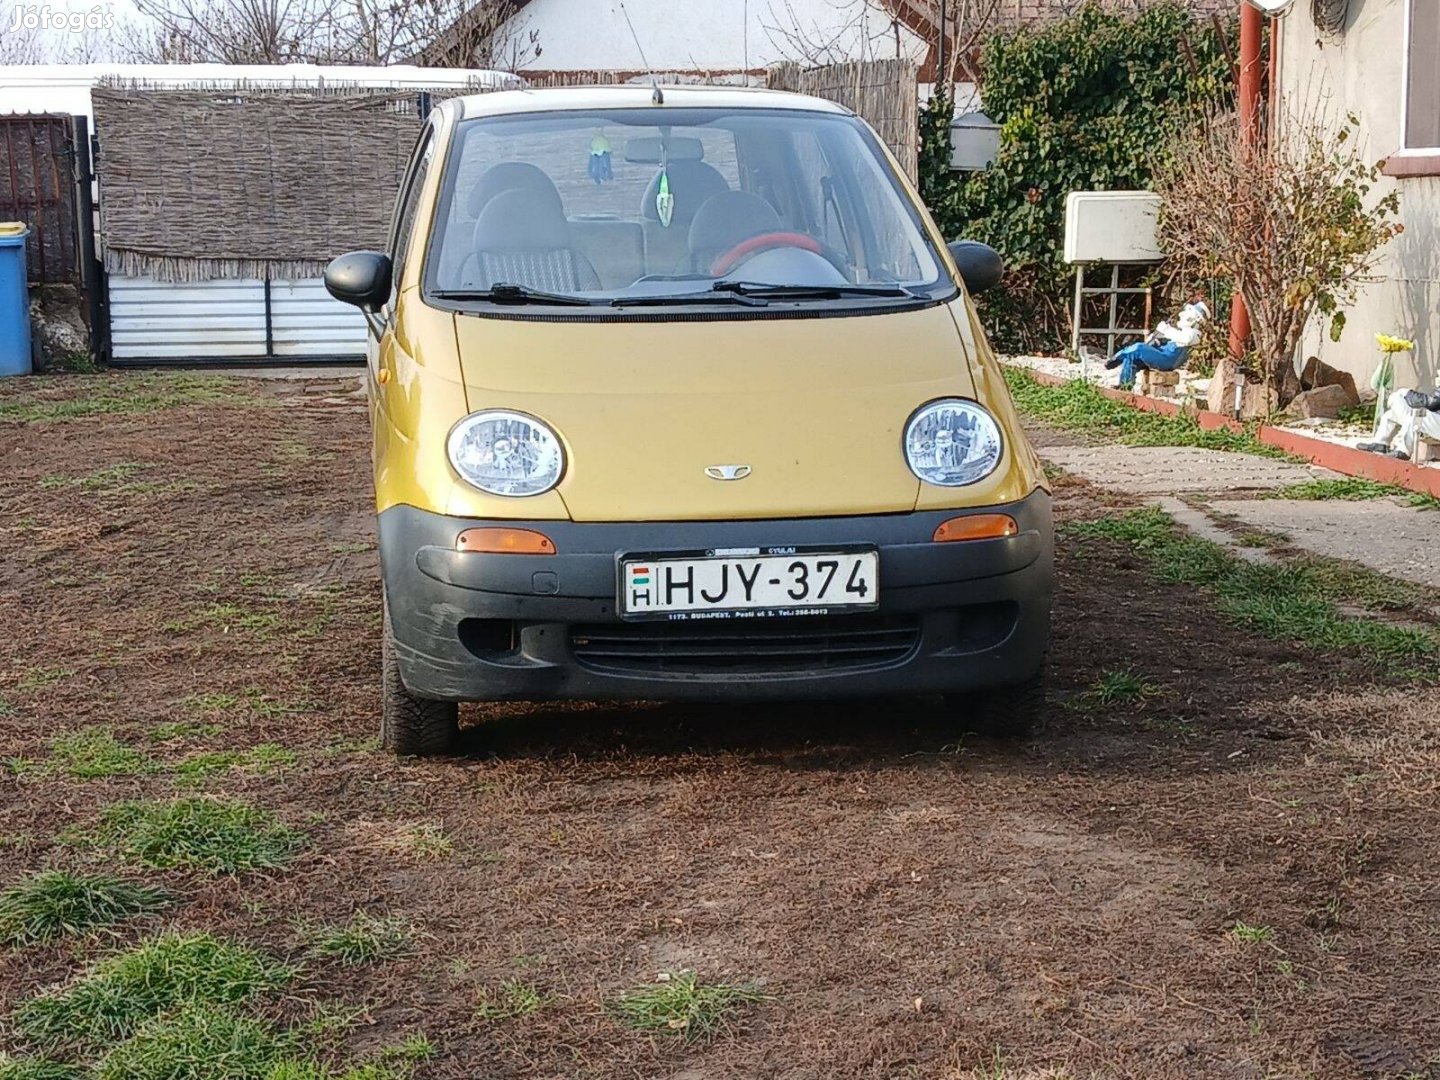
[946,654,1048,740]
[381,597,459,756]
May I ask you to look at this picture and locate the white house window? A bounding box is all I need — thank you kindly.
[1406,0,1440,150]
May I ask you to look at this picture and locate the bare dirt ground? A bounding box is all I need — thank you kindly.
[2,374,1439,1079]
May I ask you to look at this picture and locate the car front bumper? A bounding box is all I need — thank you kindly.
[378,489,1052,702]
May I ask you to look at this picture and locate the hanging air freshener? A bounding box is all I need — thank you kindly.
[655,167,675,228]
[588,134,613,184]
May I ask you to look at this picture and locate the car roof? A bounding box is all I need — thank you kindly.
[449,84,853,122]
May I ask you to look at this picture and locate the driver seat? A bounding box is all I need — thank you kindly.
[686,191,783,275]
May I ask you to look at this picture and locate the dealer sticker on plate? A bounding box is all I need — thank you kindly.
[619,546,878,620]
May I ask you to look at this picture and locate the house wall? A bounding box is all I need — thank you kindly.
[1278,0,1440,391]
[491,0,929,72]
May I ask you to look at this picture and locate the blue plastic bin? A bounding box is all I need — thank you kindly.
[0,224,33,377]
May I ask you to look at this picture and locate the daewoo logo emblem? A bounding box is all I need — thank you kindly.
[705,464,752,481]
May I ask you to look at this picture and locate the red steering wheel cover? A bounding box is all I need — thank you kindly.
[710,231,823,277]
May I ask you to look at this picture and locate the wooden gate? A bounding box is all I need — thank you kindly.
[0,114,80,285]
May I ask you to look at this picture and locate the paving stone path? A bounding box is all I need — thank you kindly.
[1034,436,1440,589]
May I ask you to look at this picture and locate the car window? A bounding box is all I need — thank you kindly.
[787,130,851,267]
[424,107,945,311]
[389,127,436,305]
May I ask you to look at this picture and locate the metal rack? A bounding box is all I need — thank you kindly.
[1069,262,1155,368]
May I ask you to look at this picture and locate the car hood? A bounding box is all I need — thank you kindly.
[454,304,976,522]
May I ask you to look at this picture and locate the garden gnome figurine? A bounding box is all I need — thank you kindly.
[1106,301,1210,390]
[1357,387,1440,460]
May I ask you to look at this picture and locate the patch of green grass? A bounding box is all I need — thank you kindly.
[173,744,297,783]
[267,1034,434,1080]
[1295,556,1424,613]
[163,604,283,639]
[0,374,243,425]
[177,692,245,714]
[1002,367,1294,458]
[0,1058,87,1080]
[1273,476,1399,502]
[14,933,293,1049]
[38,464,140,489]
[48,727,158,779]
[37,463,169,495]
[1230,922,1275,945]
[1234,529,1288,549]
[1065,509,1440,679]
[1069,668,1160,711]
[1272,474,1440,512]
[392,822,453,859]
[95,1003,296,1080]
[0,695,14,717]
[14,667,73,691]
[611,971,768,1040]
[327,542,373,555]
[84,798,306,874]
[474,979,545,1021]
[168,686,308,723]
[242,688,311,719]
[148,721,224,743]
[306,914,410,966]
[0,871,170,946]
[1335,400,1373,426]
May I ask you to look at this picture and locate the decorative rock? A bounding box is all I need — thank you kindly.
[1301,356,1360,405]
[1205,358,1240,414]
[1284,384,1354,420]
[1206,357,1277,418]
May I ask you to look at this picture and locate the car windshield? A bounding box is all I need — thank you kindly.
[424,106,948,311]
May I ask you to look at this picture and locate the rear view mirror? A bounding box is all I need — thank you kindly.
[324,251,392,311]
[624,136,705,164]
[948,240,1004,295]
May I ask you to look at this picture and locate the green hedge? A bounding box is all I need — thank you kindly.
[920,4,1234,354]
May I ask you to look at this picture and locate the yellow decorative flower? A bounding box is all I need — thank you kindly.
[1375,333,1415,353]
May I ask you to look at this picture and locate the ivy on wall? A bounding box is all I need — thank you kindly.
[920,4,1234,354]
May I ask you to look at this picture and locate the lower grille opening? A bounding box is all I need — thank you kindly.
[570,614,921,677]
[458,618,520,659]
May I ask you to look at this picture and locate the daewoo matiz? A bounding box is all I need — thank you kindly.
[324,85,1053,755]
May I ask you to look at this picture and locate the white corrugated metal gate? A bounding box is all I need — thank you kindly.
[108,276,367,362]
[22,63,520,366]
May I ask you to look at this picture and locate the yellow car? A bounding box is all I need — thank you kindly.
[325,85,1052,755]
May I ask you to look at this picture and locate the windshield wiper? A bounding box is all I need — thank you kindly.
[432,283,599,307]
[609,290,769,308]
[711,281,923,300]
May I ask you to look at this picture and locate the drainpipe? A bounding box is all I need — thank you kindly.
[1228,4,1264,359]
[937,0,947,93]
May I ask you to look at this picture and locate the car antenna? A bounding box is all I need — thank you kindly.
[617,0,661,103]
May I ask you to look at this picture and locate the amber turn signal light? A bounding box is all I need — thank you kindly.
[932,514,1019,543]
[456,527,556,554]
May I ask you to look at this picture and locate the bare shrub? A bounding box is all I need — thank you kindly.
[1155,110,1402,407]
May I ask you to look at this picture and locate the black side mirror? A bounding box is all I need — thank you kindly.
[325,251,393,311]
[947,240,1004,295]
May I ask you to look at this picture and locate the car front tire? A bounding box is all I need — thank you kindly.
[381,597,459,756]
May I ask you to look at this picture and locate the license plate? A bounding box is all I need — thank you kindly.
[619,546,879,620]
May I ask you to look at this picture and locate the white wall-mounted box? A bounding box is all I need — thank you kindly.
[1063,190,1163,263]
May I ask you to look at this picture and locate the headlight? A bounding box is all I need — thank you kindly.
[904,399,1003,487]
[447,410,565,497]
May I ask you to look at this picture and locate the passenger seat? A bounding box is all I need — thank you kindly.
[463,188,600,292]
